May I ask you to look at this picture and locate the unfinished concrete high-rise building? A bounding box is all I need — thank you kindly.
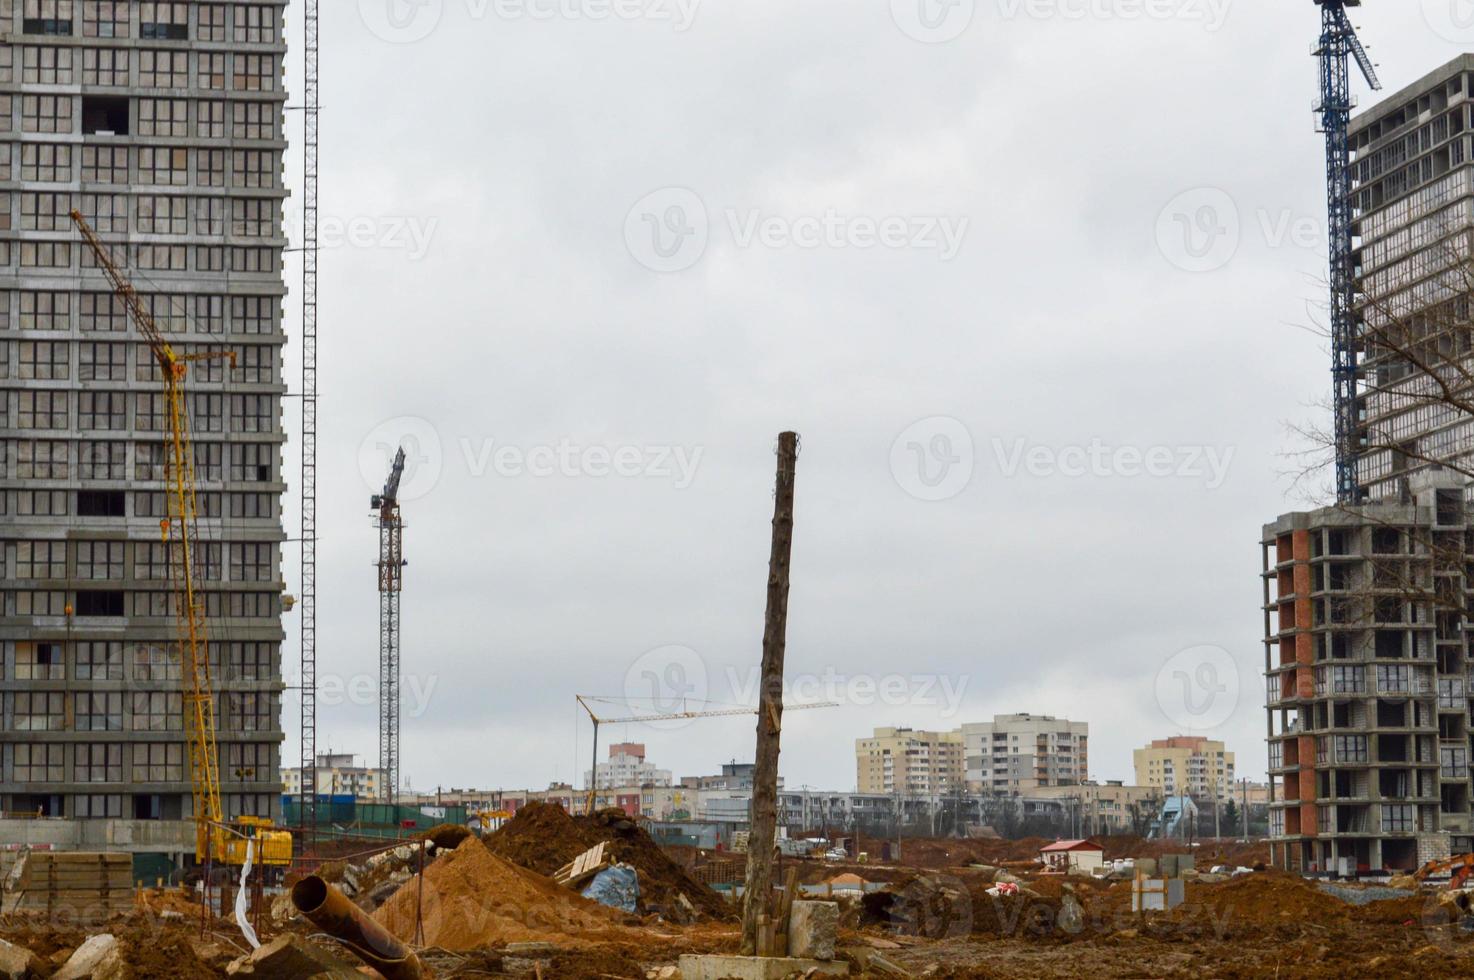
[1263,471,1472,873]
[1352,54,1474,501]
[0,2,288,863]
[1262,54,1474,875]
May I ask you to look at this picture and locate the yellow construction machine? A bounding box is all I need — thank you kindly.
[72,212,292,870]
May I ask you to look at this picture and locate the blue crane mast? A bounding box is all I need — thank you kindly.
[1314,0,1381,502]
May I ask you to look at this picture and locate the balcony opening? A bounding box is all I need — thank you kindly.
[1378,734,1410,763]
[77,489,125,516]
[1376,631,1404,658]
[140,21,188,40]
[75,590,124,616]
[81,96,130,136]
[22,17,71,35]
[1377,700,1408,727]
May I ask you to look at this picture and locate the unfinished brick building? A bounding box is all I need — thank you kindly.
[1263,471,1471,873]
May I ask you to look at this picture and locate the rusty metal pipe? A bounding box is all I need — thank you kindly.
[291,874,424,980]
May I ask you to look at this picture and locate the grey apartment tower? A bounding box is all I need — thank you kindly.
[0,1,287,846]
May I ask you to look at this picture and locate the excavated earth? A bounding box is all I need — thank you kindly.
[485,802,732,919]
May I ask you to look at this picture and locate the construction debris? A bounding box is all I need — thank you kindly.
[224,935,361,979]
[372,834,639,949]
[0,852,132,922]
[51,934,125,980]
[555,842,611,887]
[486,802,730,919]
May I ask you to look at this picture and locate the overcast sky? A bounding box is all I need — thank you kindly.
[268,2,1472,796]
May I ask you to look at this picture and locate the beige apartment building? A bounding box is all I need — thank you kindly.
[1133,736,1236,800]
[962,714,1089,793]
[855,727,965,796]
[1029,780,1160,833]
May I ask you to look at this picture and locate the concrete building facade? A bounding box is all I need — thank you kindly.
[0,2,289,831]
[1350,55,1474,502]
[961,713,1088,793]
[584,742,672,790]
[1133,736,1236,800]
[1263,472,1473,873]
[283,753,384,801]
[855,726,964,797]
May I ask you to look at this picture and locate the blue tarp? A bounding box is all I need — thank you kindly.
[582,864,640,913]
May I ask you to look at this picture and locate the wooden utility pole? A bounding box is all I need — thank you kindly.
[741,431,798,956]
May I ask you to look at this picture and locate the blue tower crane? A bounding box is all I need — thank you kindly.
[1314,1,1381,502]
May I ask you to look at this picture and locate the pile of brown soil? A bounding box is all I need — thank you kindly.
[486,803,730,919]
[419,823,473,850]
[373,835,640,949]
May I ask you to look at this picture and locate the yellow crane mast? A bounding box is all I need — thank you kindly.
[70,211,289,867]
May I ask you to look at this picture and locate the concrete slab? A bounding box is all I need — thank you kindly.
[678,953,850,979]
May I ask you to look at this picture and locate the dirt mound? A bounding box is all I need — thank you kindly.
[373,835,640,949]
[419,822,473,850]
[485,801,585,875]
[486,803,730,919]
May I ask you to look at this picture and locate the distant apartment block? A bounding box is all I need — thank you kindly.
[855,726,964,796]
[962,714,1088,793]
[283,753,385,801]
[1027,780,1159,834]
[584,742,671,790]
[1134,736,1236,800]
[1263,471,1473,873]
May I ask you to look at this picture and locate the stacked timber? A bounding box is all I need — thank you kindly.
[0,851,133,920]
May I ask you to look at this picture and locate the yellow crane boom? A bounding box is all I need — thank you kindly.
[70,211,236,864]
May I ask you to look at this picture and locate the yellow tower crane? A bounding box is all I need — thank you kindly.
[70,212,291,868]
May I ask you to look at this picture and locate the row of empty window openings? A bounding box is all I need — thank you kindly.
[20,2,279,43]
[6,589,280,618]
[3,192,282,236]
[2,143,283,188]
[0,291,280,334]
[0,342,279,382]
[8,639,277,680]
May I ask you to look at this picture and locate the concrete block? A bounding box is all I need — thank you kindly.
[225,934,360,979]
[52,935,126,980]
[1135,858,1157,877]
[678,954,849,979]
[789,900,839,960]
[0,937,43,980]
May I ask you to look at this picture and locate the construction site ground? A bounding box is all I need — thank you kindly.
[4,824,1474,978]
